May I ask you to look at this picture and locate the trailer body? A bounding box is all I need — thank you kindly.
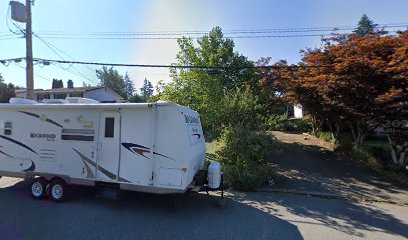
[0,100,205,194]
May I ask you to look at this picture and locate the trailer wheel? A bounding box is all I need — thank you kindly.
[49,179,67,202]
[30,177,47,199]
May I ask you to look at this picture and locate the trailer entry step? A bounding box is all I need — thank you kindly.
[191,185,201,193]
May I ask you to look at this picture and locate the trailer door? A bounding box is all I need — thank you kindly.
[97,111,121,181]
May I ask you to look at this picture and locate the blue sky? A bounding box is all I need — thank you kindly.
[1,0,407,92]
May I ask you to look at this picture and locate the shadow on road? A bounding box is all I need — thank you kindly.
[0,180,304,240]
[270,140,408,204]
[231,191,408,238]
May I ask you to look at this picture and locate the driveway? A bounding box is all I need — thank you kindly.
[1,178,408,240]
[270,131,408,204]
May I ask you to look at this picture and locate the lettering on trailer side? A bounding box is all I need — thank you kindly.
[184,115,199,124]
[30,133,56,141]
[184,114,202,145]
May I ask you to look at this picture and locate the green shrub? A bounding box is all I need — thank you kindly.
[285,118,311,133]
[267,113,288,131]
[318,131,333,142]
[220,87,267,131]
[336,132,354,151]
[224,163,277,191]
[216,126,277,166]
[215,126,279,191]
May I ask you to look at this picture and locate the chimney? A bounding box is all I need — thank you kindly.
[67,80,74,88]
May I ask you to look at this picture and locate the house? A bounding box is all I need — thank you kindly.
[293,104,303,118]
[15,80,123,103]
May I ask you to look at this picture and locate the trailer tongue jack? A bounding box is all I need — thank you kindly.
[190,169,229,207]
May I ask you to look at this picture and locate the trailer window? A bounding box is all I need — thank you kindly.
[104,117,115,138]
[4,122,12,135]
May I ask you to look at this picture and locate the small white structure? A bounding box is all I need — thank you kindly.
[0,99,207,201]
[294,104,303,119]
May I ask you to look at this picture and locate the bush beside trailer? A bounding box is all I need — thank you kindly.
[0,98,226,203]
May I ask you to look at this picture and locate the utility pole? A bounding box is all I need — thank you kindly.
[25,0,34,100]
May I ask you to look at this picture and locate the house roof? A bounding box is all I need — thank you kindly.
[16,86,105,94]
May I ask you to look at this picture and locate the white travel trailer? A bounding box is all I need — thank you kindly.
[0,98,219,202]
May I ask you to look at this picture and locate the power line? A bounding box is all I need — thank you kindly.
[32,31,401,40]
[5,3,24,37]
[33,34,98,85]
[31,34,332,40]
[14,62,51,82]
[30,58,333,69]
[0,36,21,41]
[2,22,406,41]
[33,34,96,73]
[31,23,408,36]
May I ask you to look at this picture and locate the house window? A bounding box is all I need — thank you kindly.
[104,118,115,138]
[54,93,66,99]
[37,94,50,101]
[70,92,83,98]
[4,122,12,135]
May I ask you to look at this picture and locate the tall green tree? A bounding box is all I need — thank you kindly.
[52,79,64,89]
[140,77,153,101]
[161,27,257,136]
[353,14,378,36]
[0,74,16,103]
[96,66,126,98]
[128,93,145,103]
[124,72,135,99]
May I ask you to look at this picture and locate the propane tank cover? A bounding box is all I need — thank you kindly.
[208,162,221,189]
[10,1,26,23]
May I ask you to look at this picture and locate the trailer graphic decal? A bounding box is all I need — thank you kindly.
[18,111,63,128]
[72,148,130,182]
[23,161,36,172]
[122,143,175,161]
[192,133,201,140]
[0,135,38,154]
[0,149,13,158]
[73,149,95,179]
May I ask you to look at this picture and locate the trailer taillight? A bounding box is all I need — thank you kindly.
[181,168,187,172]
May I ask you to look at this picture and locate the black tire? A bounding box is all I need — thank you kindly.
[48,179,67,202]
[30,177,48,199]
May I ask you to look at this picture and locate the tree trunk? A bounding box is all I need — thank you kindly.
[350,122,366,147]
[328,121,340,144]
[399,150,407,165]
[386,133,407,165]
[311,115,322,136]
[390,148,399,165]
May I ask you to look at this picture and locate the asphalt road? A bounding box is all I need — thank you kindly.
[1,177,408,240]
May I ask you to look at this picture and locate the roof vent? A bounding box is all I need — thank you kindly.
[65,97,99,104]
[42,99,69,104]
[9,98,37,104]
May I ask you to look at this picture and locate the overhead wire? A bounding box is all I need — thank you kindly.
[5,3,24,36]
[32,23,408,36]
[32,31,402,40]
[33,34,98,85]
[31,58,333,69]
[14,60,51,82]
[1,57,333,69]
